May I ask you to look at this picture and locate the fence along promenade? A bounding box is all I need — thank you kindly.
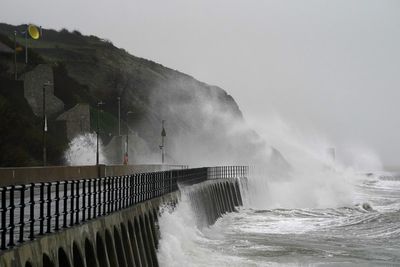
[0,166,248,251]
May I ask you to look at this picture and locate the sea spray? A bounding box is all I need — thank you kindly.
[157,190,246,267]
[64,133,108,165]
[157,193,216,266]
[245,165,365,210]
[242,115,374,209]
[156,113,386,266]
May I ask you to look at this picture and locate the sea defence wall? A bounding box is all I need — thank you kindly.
[185,179,243,228]
[0,192,176,267]
[0,166,247,267]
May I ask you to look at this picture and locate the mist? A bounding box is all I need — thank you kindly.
[2,0,399,167]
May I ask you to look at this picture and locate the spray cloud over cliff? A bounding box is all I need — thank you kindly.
[145,77,382,208]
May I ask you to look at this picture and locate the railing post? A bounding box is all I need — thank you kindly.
[139,173,145,202]
[117,176,120,210]
[98,178,102,217]
[108,177,112,214]
[152,173,156,199]
[87,179,91,220]
[102,178,107,216]
[39,183,44,235]
[92,179,96,219]
[46,182,52,234]
[18,184,25,243]
[118,175,125,210]
[28,183,35,240]
[75,180,80,225]
[55,181,60,231]
[63,181,68,228]
[135,174,139,204]
[8,185,15,247]
[70,181,74,227]
[1,187,7,249]
[82,180,87,222]
[126,175,129,207]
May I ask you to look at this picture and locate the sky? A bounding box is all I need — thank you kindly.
[1,0,400,167]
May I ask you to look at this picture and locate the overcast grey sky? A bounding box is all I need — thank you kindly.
[2,0,400,167]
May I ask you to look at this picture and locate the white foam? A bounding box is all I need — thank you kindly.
[64,133,108,165]
[157,193,248,267]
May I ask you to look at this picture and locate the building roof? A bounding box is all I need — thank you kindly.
[0,41,13,54]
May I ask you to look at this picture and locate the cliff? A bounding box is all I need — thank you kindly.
[0,23,268,167]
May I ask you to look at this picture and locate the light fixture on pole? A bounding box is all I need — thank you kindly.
[13,24,40,76]
[42,81,52,166]
[21,24,40,64]
[96,101,105,165]
[159,120,166,164]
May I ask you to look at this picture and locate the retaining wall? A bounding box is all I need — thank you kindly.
[0,178,242,267]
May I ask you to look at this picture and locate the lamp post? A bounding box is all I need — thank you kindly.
[42,81,52,166]
[13,31,17,80]
[117,97,121,136]
[160,120,166,164]
[96,101,105,165]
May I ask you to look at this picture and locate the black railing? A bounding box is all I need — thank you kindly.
[0,166,247,251]
[207,166,248,180]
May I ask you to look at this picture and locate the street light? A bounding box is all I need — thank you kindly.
[42,81,52,166]
[13,31,17,80]
[117,97,121,136]
[159,120,166,164]
[96,101,105,165]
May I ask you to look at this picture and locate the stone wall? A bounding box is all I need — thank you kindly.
[21,64,64,117]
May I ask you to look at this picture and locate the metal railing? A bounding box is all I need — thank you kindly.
[207,166,248,180]
[0,166,247,251]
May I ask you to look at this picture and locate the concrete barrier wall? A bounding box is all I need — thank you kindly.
[186,179,243,228]
[0,178,242,267]
[0,191,179,267]
[0,164,186,186]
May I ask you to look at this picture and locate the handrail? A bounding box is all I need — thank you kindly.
[0,166,247,251]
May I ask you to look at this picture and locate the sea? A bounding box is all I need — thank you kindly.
[156,168,400,266]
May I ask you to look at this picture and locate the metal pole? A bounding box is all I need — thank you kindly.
[96,101,105,165]
[42,82,49,166]
[96,105,99,165]
[161,137,164,164]
[125,111,133,165]
[25,27,28,64]
[125,134,129,165]
[161,120,166,164]
[14,31,17,80]
[117,97,121,136]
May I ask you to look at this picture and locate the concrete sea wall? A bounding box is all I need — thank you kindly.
[0,178,242,267]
